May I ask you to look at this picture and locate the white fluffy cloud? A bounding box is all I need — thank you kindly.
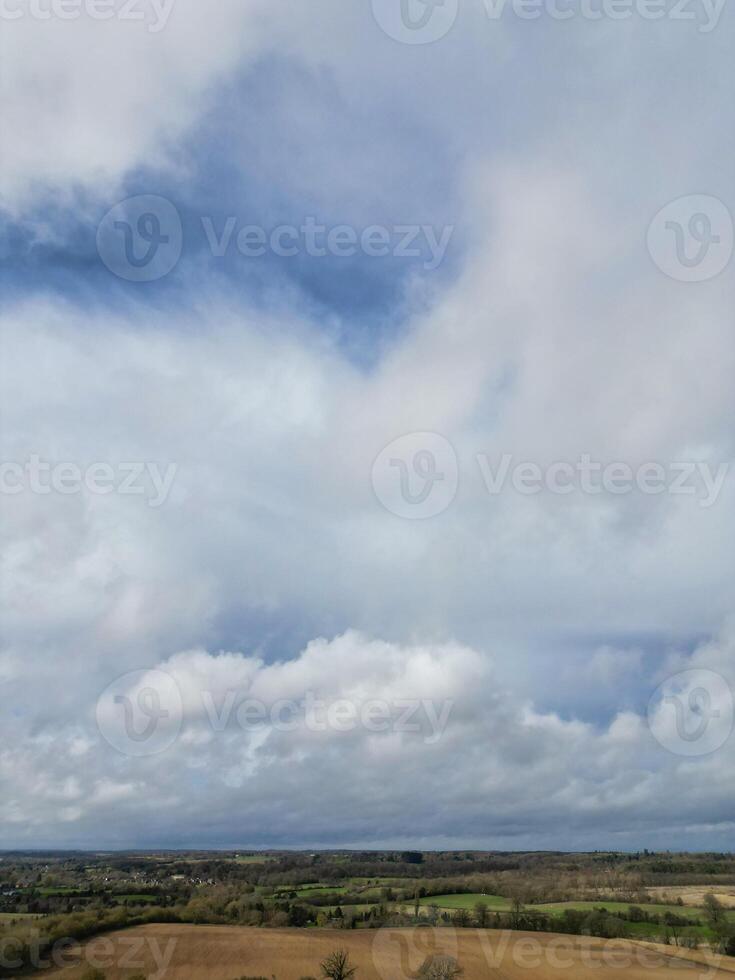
[2,628,733,847]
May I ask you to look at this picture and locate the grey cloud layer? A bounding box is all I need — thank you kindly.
[1,283,733,844]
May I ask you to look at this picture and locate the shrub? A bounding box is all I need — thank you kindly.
[416,955,463,979]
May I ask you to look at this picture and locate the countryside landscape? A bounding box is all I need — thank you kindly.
[2,849,735,978]
[3,0,734,978]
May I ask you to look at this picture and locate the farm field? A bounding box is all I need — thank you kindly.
[534,900,731,920]
[419,893,735,923]
[419,893,511,910]
[323,903,377,913]
[291,885,349,897]
[647,887,735,909]
[279,881,401,902]
[349,876,410,886]
[31,924,735,980]
[35,888,84,897]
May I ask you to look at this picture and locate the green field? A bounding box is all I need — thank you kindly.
[535,900,735,922]
[416,892,735,937]
[323,903,378,914]
[419,893,511,910]
[267,876,415,904]
[278,882,399,900]
[349,876,413,887]
[292,885,348,898]
[35,887,84,896]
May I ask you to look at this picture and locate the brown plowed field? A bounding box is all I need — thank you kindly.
[33,924,735,980]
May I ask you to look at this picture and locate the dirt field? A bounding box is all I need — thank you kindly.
[647,886,735,909]
[31,924,735,980]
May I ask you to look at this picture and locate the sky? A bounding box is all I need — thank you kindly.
[0,0,734,852]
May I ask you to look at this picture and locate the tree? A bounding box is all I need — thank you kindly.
[474,901,488,928]
[663,912,681,947]
[510,897,525,930]
[288,903,311,927]
[416,955,463,979]
[704,893,724,927]
[453,908,471,928]
[320,949,357,980]
[401,852,424,864]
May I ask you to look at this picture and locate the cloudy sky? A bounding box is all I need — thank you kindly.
[1,0,734,851]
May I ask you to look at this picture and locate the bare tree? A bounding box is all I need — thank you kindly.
[320,949,357,980]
